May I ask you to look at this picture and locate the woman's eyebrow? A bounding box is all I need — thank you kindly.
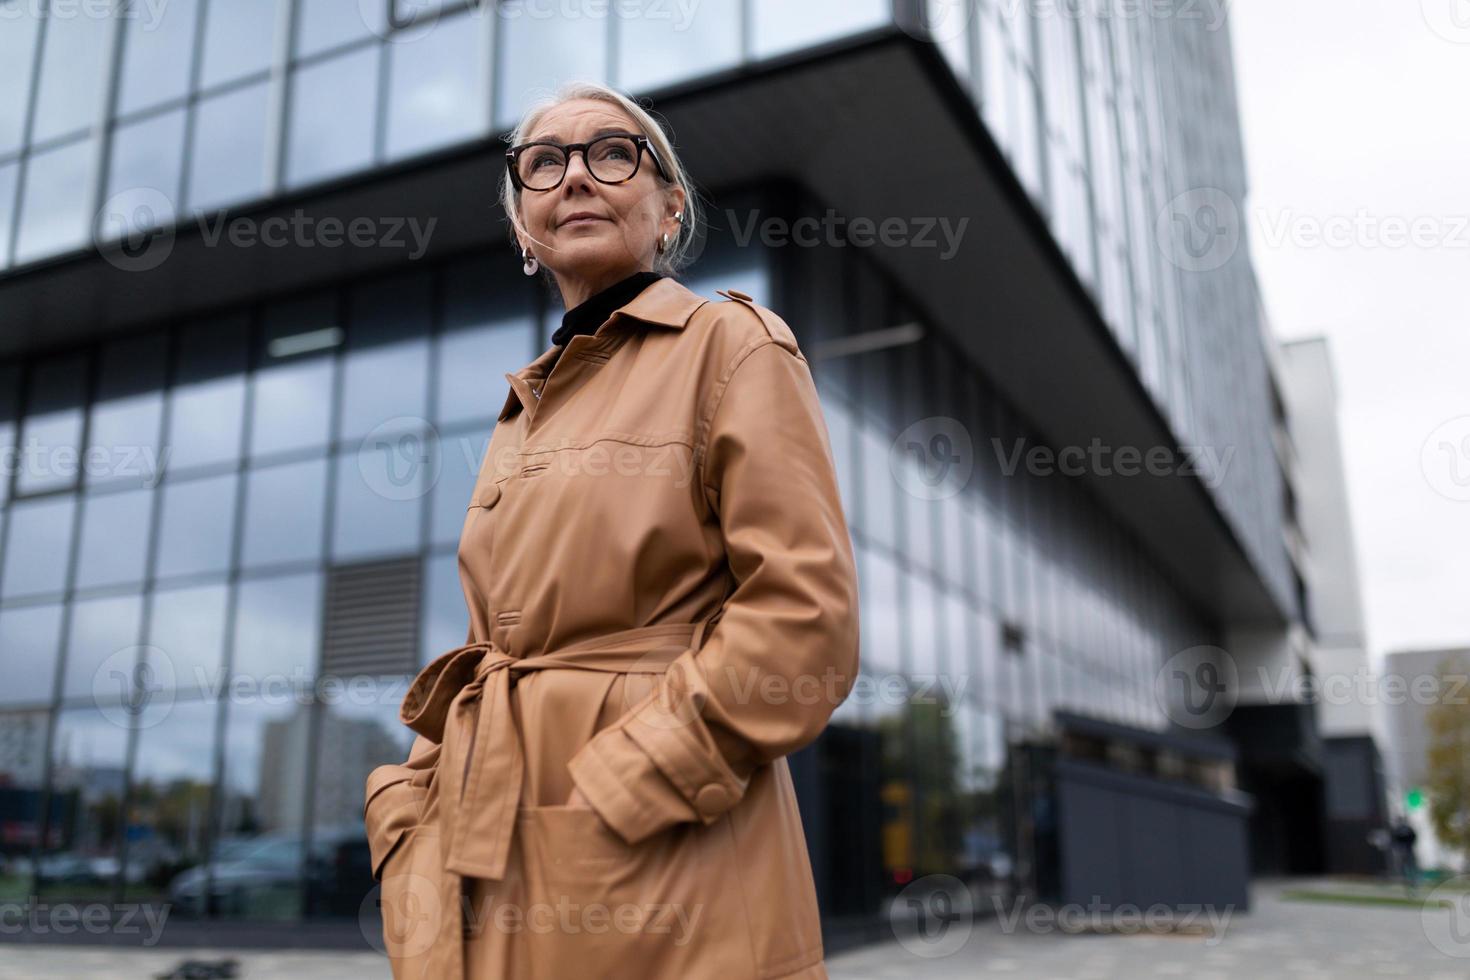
[528,126,636,143]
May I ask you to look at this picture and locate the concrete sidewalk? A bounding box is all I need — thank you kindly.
[2,880,1465,979]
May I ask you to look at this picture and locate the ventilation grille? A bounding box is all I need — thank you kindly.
[321,557,421,677]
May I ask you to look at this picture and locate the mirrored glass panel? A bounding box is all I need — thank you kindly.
[200,0,281,89]
[146,581,230,699]
[285,47,379,188]
[16,352,87,495]
[251,295,339,459]
[188,81,271,214]
[0,9,42,156]
[385,13,487,160]
[74,487,154,591]
[104,109,187,239]
[241,458,329,570]
[117,0,201,116]
[750,0,888,59]
[0,496,75,600]
[166,315,249,474]
[0,603,64,707]
[86,331,168,488]
[15,136,97,266]
[31,11,111,143]
[155,472,238,580]
[495,0,609,129]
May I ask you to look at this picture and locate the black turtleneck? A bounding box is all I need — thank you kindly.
[548,271,664,370]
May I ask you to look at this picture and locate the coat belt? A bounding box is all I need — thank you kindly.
[397,619,714,881]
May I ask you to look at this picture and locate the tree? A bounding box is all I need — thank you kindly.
[1424,655,1470,868]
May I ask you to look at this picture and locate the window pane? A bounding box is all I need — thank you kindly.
[156,472,238,579]
[232,571,321,696]
[857,543,903,676]
[117,0,201,115]
[422,550,466,665]
[285,47,379,188]
[857,423,897,550]
[0,710,49,861]
[41,706,129,901]
[124,698,218,906]
[617,0,739,91]
[0,363,16,507]
[62,591,145,704]
[188,81,271,214]
[147,582,229,698]
[0,603,64,706]
[0,496,75,600]
[167,315,249,473]
[241,458,328,569]
[15,136,98,265]
[0,8,42,155]
[200,0,281,89]
[495,0,609,130]
[251,295,339,458]
[75,488,154,590]
[385,12,487,159]
[17,352,88,495]
[0,160,17,268]
[437,260,535,426]
[341,273,430,441]
[751,0,888,59]
[87,331,168,488]
[103,109,186,239]
[332,444,424,561]
[295,0,385,57]
[31,10,111,143]
[429,427,484,547]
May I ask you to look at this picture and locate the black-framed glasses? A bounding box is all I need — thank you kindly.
[506,132,671,192]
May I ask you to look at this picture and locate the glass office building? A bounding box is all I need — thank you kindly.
[0,0,1304,943]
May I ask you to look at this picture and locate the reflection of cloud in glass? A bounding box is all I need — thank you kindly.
[133,699,219,785]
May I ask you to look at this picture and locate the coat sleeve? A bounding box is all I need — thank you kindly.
[566,335,861,845]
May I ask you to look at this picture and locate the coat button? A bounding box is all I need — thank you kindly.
[694,783,731,818]
[725,289,753,302]
[478,483,501,508]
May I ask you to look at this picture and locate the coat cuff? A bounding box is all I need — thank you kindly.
[567,672,750,846]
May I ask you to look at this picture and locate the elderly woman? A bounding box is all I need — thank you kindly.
[363,81,860,980]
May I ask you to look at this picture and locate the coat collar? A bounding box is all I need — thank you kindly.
[497,277,709,422]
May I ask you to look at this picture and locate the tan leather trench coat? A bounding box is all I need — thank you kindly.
[362,276,861,979]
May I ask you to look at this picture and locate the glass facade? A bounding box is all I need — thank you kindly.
[0,0,1280,934]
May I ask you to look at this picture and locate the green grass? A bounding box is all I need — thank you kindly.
[1281,888,1453,910]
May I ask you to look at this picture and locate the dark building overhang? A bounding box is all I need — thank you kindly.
[0,27,1287,628]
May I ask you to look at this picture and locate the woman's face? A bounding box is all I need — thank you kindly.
[513,100,684,307]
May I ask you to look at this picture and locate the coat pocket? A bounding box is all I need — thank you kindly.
[510,803,759,977]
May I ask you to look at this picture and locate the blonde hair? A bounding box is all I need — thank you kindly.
[499,81,703,278]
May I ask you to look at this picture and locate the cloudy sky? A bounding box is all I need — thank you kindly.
[1229,1,1470,661]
